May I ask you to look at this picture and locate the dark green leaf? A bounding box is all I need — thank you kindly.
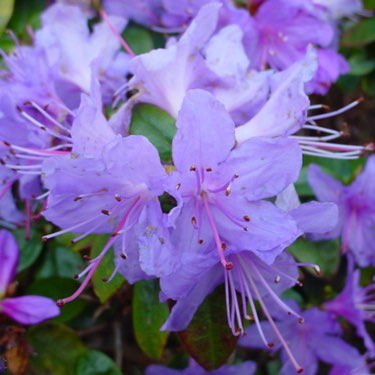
[122,24,154,54]
[364,0,375,9]
[76,350,122,375]
[27,323,88,375]
[303,155,364,184]
[348,53,375,76]
[288,239,340,277]
[91,236,125,303]
[15,229,43,273]
[36,246,85,279]
[0,0,15,34]
[178,287,237,370]
[342,18,375,47]
[8,0,44,36]
[129,104,176,162]
[26,277,87,323]
[132,280,169,360]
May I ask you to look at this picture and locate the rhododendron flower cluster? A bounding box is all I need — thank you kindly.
[0,1,374,374]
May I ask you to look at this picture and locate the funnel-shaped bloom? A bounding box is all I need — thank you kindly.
[240,304,364,375]
[0,230,59,324]
[324,258,375,356]
[308,156,375,267]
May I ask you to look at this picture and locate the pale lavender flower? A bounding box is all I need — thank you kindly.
[324,257,375,356]
[158,89,337,373]
[308,156,375,266]
[235,51,371,159]
[246,0,349,94]
[41,92,175,302]
[239,304,364,375]
[0,230,60,324]
[35,3,130,103]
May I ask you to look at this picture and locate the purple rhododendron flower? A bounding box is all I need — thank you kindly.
[239,303,364,375]
[156,89,338,373]
[308,156,375,267]
[35,3,129,104]
[41,88,175,302]
[0,229,59,324]
[324,257,375,356]
[146,358,256,375]
[234,51,368,159]
[245,0,349,93]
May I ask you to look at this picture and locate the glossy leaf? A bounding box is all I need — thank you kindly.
[26,277,87,323]
[303,155,364,184]
[91,236,124,303]
[129,104,176,162]
[76,351,122,375]
[178,287,237,370]
[342,18,375,47]
[122,23,155,54]
[348,53,375,76]
[36,246,84,279]
[288,239,340,277]
[132,280,169,360]
[8,0,44,35]
[27,323,88,375]
[15,229,43,273]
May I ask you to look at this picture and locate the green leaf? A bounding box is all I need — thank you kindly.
[132,280,169,360]
[8,0,44,36]
[27,323,88,375]
[26,277,87,323]
[15,229,43,273]
[348,53,375,76]
[178,287,237,370]
[288,239,340,277]
[303,155,365,184]
[91,236,125,303]
[364,0,375,9]
[129,104,176,162]
[36,246,85,279]
[122,23,154,54]
[76,350,122,375]
[0,0,14,34]
[342,18,375,47]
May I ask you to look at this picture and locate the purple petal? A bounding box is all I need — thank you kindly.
[161,264,223,331]
[235,50,316,142]
[307,164,344,202]
[226,137,302,200]
[173,89,235,171]
[204,24,249,80]
[290,201,339,234]
[0,296,60,325]
[71,79,116,157]
[314,335,363,369]
[306,49,349,95]
[0,230,19,295]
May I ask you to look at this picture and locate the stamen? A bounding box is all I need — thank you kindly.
[99,9,136,57]
[17,107,72,143]
[240,258,303,373]
[57,197,141,304]
[28,101,71,135]
[307,99,362,121]
[251,264,304,321]
[202,193,232,270]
